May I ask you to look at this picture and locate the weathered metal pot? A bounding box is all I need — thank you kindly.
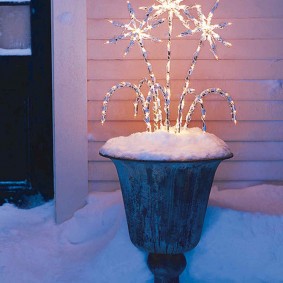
[100,152,233,282]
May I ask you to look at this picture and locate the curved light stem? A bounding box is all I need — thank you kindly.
[176,39,203,132]
[154,83,170,131]
[101,82,151,132]
[166,10,173,101]
[138,39,162,130]
[184,88,237,132]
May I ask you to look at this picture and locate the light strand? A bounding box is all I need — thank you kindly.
[184,88,237,131]
[101,0,237,133]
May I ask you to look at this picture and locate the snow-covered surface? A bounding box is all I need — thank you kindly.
[210,184,283,215]
[0,184,282,283]
[0,0,30,2]
[100,127,232,161]
[0,48,31,56]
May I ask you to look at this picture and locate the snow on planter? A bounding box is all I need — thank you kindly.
[99,127,232,161]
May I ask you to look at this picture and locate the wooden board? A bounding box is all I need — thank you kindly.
[88,39,283,60]
[88,121,283,142]
[88,100,283,121]
[88,161,283,181]
[88,80,283,101]
[87,0,283,19]
[88,19,283,40]
[88,60,283,80]
[89,141,283,162]
[86,0,283,191]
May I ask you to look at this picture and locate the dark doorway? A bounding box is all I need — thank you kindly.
[0,0,53,207]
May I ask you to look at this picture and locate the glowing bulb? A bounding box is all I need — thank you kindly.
[164,3,176,10]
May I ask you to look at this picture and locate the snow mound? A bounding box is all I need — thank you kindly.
[210,184,283,215]
[0,185,282,282]
[100,127,232,161]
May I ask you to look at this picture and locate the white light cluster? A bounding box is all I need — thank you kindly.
[106,2,164,56]
[146,0,189,26]
[180,1,232,60]
[102,0,237,133]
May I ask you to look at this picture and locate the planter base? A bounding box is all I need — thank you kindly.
[147,253,186,283]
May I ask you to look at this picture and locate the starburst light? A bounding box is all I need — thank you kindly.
[180,0,232,59]
[106,1,164,56]
[143,0,190,26]
[101,0,237,134]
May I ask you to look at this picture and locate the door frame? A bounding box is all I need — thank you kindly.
[51,0,88,223]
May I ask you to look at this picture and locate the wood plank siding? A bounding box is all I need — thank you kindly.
[87,0,283,191]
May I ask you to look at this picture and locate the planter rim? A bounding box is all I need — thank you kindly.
[99,151,233,163]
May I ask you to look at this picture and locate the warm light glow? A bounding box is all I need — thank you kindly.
[106,2,164,56]
[101,0,237,133]
[179,2,232,59]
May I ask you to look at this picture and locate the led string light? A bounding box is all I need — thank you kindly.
[175,0,233,132]
[105,1,165,130]
[181,0,232,60]
[101,0,237,133]
[101,82,151,131]
[141,0,192,129]
[141,0,190,25]
[184,88,237,132]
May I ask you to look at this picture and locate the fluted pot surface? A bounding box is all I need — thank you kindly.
[100,153,232,254]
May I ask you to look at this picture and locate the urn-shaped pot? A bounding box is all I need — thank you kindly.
[101,154,232,253]
[100,152,232,281]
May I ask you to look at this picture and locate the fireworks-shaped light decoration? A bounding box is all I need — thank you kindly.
[140,0,191,105]
[101,0,237,133]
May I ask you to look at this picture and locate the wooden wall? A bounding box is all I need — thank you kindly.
[87,0,283,192]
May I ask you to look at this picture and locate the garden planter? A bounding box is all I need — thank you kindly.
[100,152,233,282]
[98,0,237,280]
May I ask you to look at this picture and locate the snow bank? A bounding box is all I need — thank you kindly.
[100,127,232,161]
[210,184,283,215]
[0,185,282,282]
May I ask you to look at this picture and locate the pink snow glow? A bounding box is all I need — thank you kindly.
[99,127,232,161]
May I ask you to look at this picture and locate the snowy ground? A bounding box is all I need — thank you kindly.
[0,185,282,283]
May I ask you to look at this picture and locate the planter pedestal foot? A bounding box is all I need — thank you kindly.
[147,253,187,283]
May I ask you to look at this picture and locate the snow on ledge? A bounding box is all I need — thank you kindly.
[0,48,31,56]
[0,0,30,2]
[210,184,283,215]
[100,127,232,161]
